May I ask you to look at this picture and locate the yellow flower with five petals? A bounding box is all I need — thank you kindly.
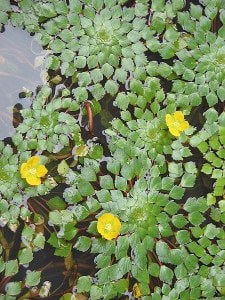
[97,213,121,240]
[20,156,48,186]
[166,111,190,137]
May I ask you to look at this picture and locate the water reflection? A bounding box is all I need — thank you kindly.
[0,25,46,139]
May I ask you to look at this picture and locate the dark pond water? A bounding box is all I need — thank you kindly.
[0,25,47,140]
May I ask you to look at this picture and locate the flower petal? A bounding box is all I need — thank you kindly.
[27,156,40,167]
[165,114,173,126]
[169,126,180,137]
[26,175,41,186]
[102,232,115,240]
[174,111,185,122]
[113,215,122,232]
[179,120,190,131]
[36,165,48,177]
[20,163,29,178]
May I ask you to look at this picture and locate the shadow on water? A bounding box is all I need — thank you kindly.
[0,25,46,140]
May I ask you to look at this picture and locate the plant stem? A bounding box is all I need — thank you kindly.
[84,101,93,135]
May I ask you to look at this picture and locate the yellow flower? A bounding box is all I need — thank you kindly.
[133,283,142,298]
[97,213,121,240]
[20,156,48,186]
[166,111,190,137]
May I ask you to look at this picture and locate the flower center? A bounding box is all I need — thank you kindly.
[104,223,112,231]
[173,121,180,128]
[29,168,37,175]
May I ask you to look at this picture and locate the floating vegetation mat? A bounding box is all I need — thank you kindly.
[1,0,225,299]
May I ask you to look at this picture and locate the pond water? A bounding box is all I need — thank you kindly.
[0,25,46,140]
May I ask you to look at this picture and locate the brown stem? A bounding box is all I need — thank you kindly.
[84,101,93,135]
[211,14,222,33]
[33,197,50,213]
[162,237,176,249]
[27,201,36,215]
[151,251,162,266]
[77,263,95,269]
[0,276,13,290]
[128,179,133,189]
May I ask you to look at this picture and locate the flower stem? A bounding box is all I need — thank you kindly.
[84,101,93,135]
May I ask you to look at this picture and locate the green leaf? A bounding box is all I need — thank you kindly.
[152,0,165,11]
[74,56,86,69]
[73,87,88,102]
[47,196,66,211]
[57,160,69,176]
[159,266,174,284]
[49,211,62,225]
[168,163,183,179]
[219,200,225,212]
[90,285,103,300]
[5,282,21,296]
[99,175,114,190]
[118,257,131,275]
[115,176,127,191]
[49,38,65,53]
[206,93,218,107]
[19,248,33,265]
[114,279,129,294]
[176,230,191,245]
[74,145,89,157]
[25,271,41,287]
[77,276,92,293]
[169,186,185,200]
[77,180,95,196]
[164,26,180,42]
[155,241,170,263]
[89,144,103,159]
[148,262,160,277]
[59,293,76,300]
[204,223,219,239]
[91,83,105,100]
[181,173,196,187]
[115,236,129,260]
[102,63,114,78]
[188,211,205,226]
[105,80,119,96]
[115,93,129,110]
[0,11,8,24]
[91,69,103,84]
[217,87,225,101]
[190,4,203,19]
[37,3,57,18]
[132,265,149,283]
[172,214,188,228]
[5,260,18,277]
[74,236,92,252]
[55,242,72,257]
[33,233,45,249]
[0,0,10,12]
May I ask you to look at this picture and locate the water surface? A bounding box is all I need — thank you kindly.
[0,25,46,139]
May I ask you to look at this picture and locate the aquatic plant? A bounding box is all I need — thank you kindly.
[1,0,225,299]
[12,85,80,152]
